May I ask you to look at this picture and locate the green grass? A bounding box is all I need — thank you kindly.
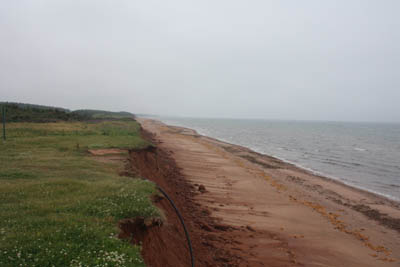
[0,121,158,266]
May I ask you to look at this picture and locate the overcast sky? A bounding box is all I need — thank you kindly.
[1,1,399,122]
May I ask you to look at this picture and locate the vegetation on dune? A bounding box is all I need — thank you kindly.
[0,120,158,266]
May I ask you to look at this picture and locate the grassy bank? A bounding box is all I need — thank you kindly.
[0,120,159,266]
[0,103,88,122]
[0,102,136,122]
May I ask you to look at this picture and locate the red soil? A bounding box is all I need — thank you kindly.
[126,130,250,266]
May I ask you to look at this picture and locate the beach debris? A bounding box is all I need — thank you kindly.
[246,225,255,232]
[214,224,232,231]
[198,184,206,193]
[200,223,213,232]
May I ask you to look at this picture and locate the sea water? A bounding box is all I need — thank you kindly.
[157,117,400,201]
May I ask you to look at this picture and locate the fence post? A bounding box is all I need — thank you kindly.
[2,105,5,141]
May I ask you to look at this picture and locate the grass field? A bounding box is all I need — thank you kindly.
[0,120,159,266]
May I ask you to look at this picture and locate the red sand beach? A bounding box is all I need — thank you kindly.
[134,118,400,266]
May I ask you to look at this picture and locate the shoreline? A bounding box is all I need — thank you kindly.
[231,140,400,207]
[187,123,400,214]
[139,117,400,266]
[158,118,400,204]
[139,118,400,265]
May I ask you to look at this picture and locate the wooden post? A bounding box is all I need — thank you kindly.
[2,105,5,141]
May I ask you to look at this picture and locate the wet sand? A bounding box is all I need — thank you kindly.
[138,118,400,266]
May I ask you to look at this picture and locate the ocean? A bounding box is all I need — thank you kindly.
[157,117,400,201]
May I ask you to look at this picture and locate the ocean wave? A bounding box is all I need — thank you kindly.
[354,147,367,152]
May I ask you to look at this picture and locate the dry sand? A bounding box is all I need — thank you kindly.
[138,118,400,266]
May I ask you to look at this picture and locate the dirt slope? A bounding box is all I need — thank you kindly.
[127,130,250,266]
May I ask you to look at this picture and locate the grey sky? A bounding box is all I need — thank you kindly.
[1,1,399,122]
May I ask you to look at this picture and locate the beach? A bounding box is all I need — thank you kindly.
[136,118,400,266]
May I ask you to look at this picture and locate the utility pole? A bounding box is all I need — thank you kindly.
[2,105,5,141]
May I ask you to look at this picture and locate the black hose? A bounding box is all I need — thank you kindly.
[156,185,195,267]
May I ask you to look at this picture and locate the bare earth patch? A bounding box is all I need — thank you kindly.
[88,148,127,156]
